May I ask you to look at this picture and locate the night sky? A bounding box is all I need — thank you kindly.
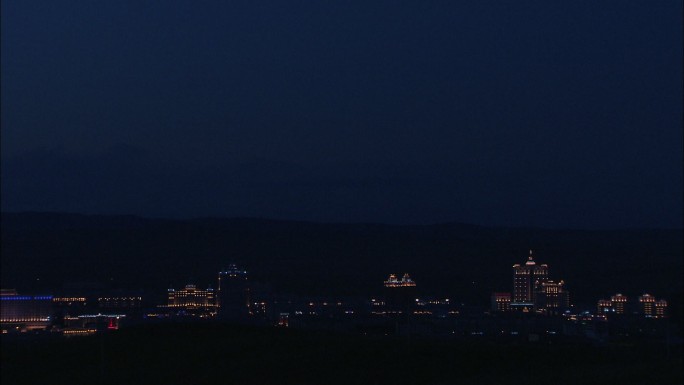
[2,1,681,228]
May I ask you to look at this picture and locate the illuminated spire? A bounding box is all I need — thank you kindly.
[525,250,536,265]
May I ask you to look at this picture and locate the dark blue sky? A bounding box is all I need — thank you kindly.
[2,1,682,228]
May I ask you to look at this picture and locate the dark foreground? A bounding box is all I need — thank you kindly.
[2,324,682,385]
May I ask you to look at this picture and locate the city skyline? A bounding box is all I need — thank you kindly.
[1,1,681,383]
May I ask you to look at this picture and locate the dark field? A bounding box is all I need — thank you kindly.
[2,324,682,385]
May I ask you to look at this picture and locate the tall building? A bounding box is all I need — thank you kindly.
[217,264,250,319]
[511,251,549,312]
[534,280,570,315]
[508,250,570,314]
[166,284,216,317]
[383,273,417,314]
[512,250,548,305]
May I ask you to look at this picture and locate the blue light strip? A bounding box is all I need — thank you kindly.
[0,296,53,301]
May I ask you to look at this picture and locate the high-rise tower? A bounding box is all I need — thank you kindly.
[512,250,548,306]
[217,264,250,320]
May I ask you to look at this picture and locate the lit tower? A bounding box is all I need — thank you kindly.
[217,264,250,320]
[511,250,549,312]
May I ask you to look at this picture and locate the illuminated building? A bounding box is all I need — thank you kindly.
[217,264,250,319]
[383,273,417,314]
[166,284,216,317]
[637,294,655,316]
[53,297,88,317]
[610,294,627,314]
[491,293,511,312]
[512,250,548,305]
[533,280,570,315]
[636,294,668,318]
[384,273,416,288]
[598,293,667,318]
[597,299,612,314]
[509,251,570,314]
[0,290,53,331]
[655,300,667,318]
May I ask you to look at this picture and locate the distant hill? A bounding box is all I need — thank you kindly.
[1,212,681,315]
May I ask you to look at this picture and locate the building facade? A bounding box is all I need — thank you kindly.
[610,294,628,314]
[0,290,53,331]
[166,284,216,317]
[533,280,570,315]
[512,251,548,305]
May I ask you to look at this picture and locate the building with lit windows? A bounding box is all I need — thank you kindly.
[52,297,88,316]
[217,264,250,319]
[597,299,612,314]
[654,300,667,318]
[637,294,655,316]
[610,294,628,314]
[508,251,570,314]
[491,293,511,312]
[0,290,53,331]
[383,273,417,314]
[512,251,548,310]
[533,280,570,315]
[597,293,667,318]
[166,284,216,317]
